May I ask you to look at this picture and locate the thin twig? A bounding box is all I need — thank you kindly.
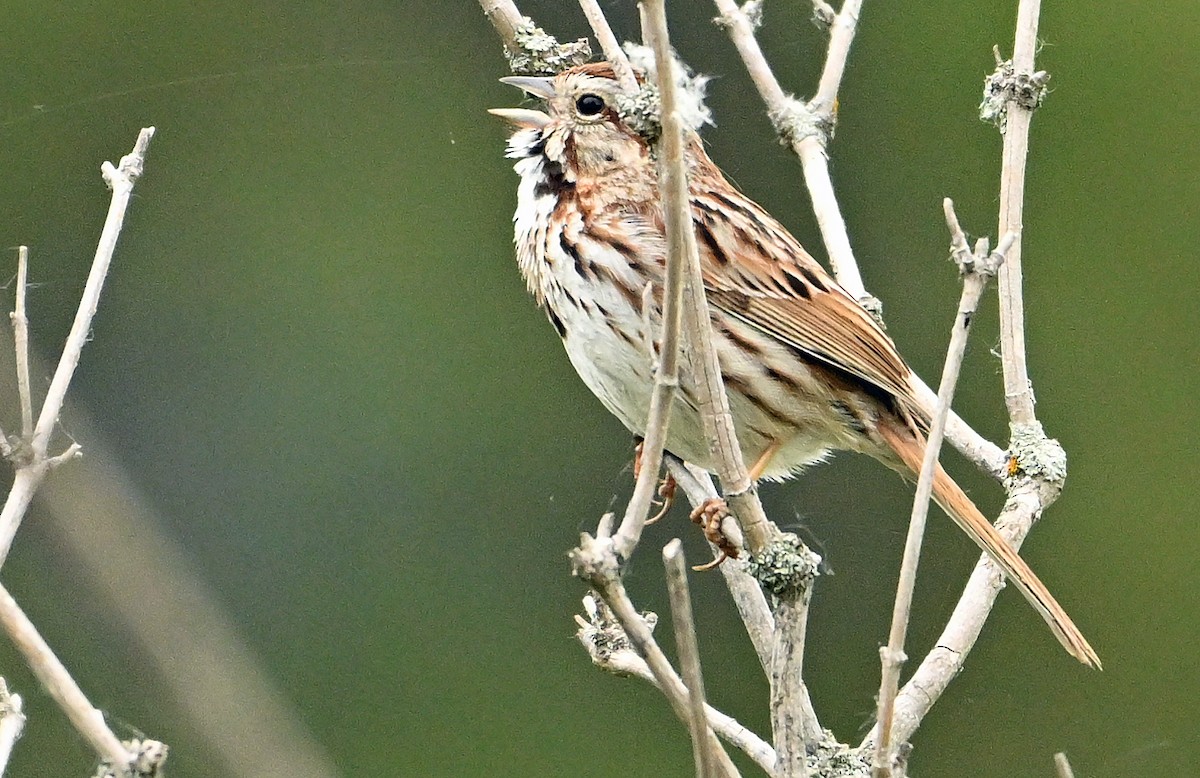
[477,0,526,54]
[667,458,774,672]
[575,595,776,773]
[0,128,155,570]
[811,1,863,115]
[1053,752,1076,778]
[12,247,32,440]
[573,535,740,777]
[711,0,870,307]
[864,476,1057,747]
[713,0,1015,477]
[663,540,717,777]
[577,0,638,92]
[869,0,1073,747]
[0,679,24,774]
[642,1,773,557]
[0,583,129,767]
[871,201,1007,776]
[658,11,825,768]
[995,0,1042,425]
[33,127,154,455]
[612,0,689,559]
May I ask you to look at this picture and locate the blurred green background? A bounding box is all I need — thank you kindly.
[0,1,1196,775]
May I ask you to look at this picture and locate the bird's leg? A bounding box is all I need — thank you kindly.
[747,438,783,481]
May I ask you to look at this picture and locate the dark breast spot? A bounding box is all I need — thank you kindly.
[546,307,567,338]
[559,232,590,278]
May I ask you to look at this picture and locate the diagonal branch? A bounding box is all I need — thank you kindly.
[711,0,869,308]
[575,594,776,773]
[710,0,1012,481]
[0,584,130,768]
[0,127,156,570]
[577,0,638,92]
[572,531,741,777]
[611,0,690,559]
[870,201,1009,776]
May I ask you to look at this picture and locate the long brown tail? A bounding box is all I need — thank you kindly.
[877,419,1101,668]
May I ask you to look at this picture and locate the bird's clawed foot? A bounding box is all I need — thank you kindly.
[646,473,676,524]
[689,497,740,570]
[633,439,677,524]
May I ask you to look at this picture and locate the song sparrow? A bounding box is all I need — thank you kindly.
[491,63,1098,667]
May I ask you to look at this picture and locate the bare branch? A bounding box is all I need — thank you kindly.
[871,201,1006,775]
[994,0,1046,426]
[770,597,815,777]
[667,458,774,673]
[663,540,719,777]
[576,0,638,92]
[477,0,591,74]
[477,0,526,54]
[711,0,872,309]
[612,0,689,559]
[0,679,25,774]
[34,128,155,456]
[1054,752,1076,778]
[11,247,32,440]
[0,128,155,570]
[571,534,740,777]
[0,583,130,767]
[640,2,772,557]
[811,1,863,115]
[866,475,1060,747]
[646,14,827,771]
[45,442,83,469]
[575,594,776,773]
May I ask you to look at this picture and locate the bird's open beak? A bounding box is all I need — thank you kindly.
[498,75,556,99]
[489,76,557,128]
[487,107,552,129]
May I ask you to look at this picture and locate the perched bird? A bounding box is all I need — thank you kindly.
[491,62,1098,667]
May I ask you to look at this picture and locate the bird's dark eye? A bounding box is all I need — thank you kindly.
[575,93,606,117]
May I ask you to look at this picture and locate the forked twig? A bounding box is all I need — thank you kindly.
[711,0,868,306]
[0,128,156,570]
[0,128,158,774]
[711,0,1008,484]
[572,533,740,777]
[574,594,776,773]
[870,201,1009,775]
